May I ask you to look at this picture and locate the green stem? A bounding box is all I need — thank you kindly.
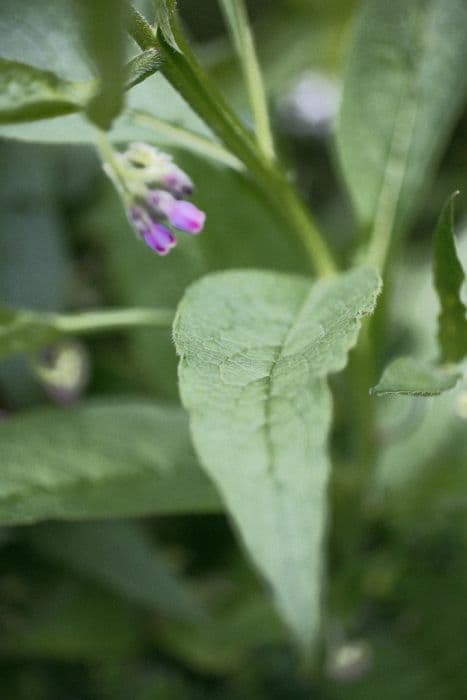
[95,130,133,202]
[52,308,174,335]
[127,5,337,277]
[218,0,275,160]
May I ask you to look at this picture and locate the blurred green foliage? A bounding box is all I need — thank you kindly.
[1,0,467,698]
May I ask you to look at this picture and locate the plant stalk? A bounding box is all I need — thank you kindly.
[218,0,275,160]
[127,5,337,277]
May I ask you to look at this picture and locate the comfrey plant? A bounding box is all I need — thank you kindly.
[2,0,467,695]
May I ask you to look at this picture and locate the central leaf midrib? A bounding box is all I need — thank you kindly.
[262,280,318,477]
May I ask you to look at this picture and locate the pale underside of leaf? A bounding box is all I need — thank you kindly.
[371,356,461,397]
[174,267,381,650]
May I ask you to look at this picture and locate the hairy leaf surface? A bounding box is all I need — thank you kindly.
[174,267,381,649]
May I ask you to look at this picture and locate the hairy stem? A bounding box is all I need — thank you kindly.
[52,308,174,335]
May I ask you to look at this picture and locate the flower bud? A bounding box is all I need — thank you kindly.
[101,142,206,256]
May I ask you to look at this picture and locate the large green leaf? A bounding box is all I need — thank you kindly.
[0,400,220,525]
[174,267,381,650]
[433,194,467,363]
[336,0,467,237]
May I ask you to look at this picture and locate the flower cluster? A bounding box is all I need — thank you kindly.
[103,142,206,256]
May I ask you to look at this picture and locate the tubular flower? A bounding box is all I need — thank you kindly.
[102,142,206,256]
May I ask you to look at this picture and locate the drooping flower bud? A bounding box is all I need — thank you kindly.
[33,341,90,405]
[100,141,206,256]
[147,191,205,234]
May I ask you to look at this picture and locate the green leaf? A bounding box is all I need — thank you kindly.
[154,0,180,52]
[174,267,381,650]
[0,73,216,152]
[0,59,92,123]
[0,399,220,525]
[336,0,467,239]
[32,520,203,623]
[433,193,467,363]
[371,357,461,397]
[81,0,127,129]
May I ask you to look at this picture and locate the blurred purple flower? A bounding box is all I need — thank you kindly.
[103,142,206,256]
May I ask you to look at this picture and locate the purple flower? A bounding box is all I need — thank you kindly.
[130,206,176,255]
[143,223,177,256]
[106,143,206,257]
[148,191,205,234]
[168,200,205,234]
[162,166,194,196]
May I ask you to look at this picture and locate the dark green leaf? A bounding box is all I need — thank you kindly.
[0,400,220,524]
[433,193,467,363]
[371,356,461,396]
[32,521,203,623]
[174,267,381,650]
[0,583,139,660]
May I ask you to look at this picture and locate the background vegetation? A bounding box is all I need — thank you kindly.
[1,0,467,697]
